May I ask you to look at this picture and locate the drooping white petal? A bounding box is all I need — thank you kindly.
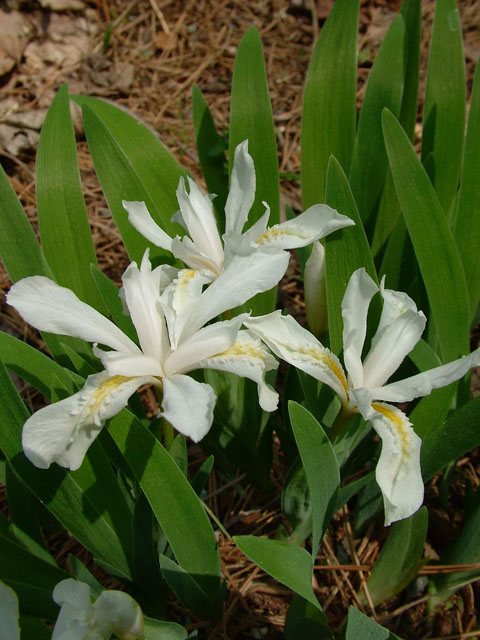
[352,388,423,526]
[52,579,93,640]
[199,329,279,412]
[255,204,354,250]
[171,235,221,278]
[7,277,140,355]
[371,348,480,404]
[162,313,249,377]
[22,372,156,470]
[246,311,349,403]
[184,250,290,338]
[94,591,143,640]
[361,308,426,389]
[176,176,224,266]
[162,374,216,442]
[160,269,210,349]
[342,268,378,388]
[225,140,256,234]
[121,251,169,361]
[0,581,20,640]
[304,241,328,338]
[122,200,173,251]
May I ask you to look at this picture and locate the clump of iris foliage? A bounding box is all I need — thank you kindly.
[0,0,479,637]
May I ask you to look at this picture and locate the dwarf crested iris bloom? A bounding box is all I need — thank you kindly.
[51,579,143,640]
[246,268,480,526]
[122,140,354,281]
[7,248,287,471]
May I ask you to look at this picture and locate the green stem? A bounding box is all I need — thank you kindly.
[329,405,355,442]
[153,384,175,450]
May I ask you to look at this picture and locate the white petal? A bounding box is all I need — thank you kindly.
[121,251,169,361]
[122,200,173,251]
[304,241,328,338]
[7,277,139,355]
[0,581,20,640]
[342,268,378,388]
[52,579,92,640]
[245,311,349,403]
[361,308,426,389]
[199,329,279,412]
[163,313,248,377]
[94,591,143,640]
[225,140,256,234]
[185,250,290,337]
[162,374,216,442]
[176,176,224,266]
[223,205,270,266]
[160,269,210,349]
[255,204,354,249]
[372,348,480,403]
[93,346,164,378]
[352,389,423,526]
[171,235,221,277]
[22,372,155,470]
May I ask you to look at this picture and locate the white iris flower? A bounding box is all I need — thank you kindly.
[7,248,286,471]
[0,581,20,640]
[122,140,354,281]
[246,268,480,526]
[51,579,143,640]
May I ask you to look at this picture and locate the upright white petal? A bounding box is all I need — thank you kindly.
[305,241,328,338]
[122,200,173,251]
[255,204,354,249]
[121,251,169,362]
[94,591,143,640]
[225,140,256,234]
[199,329,279,412]
[246,312,349,403]
[361,308,426,389]
[342,268,378,388]
[22,372,156,470]
[171,235,221,278]
[372,348,480,403]
[162,314,248,377]
[185,250,290,338]
[162,374,216,442]
[223,204,270,265]
[0,581,20,640]
[52,579,93,640]
[352,389,423,526]
[176,176,224,266]
[7,277,140,355]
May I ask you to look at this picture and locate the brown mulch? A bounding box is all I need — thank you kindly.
[1,1,480,638]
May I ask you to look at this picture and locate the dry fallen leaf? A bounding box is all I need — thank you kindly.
[0,9,33,76]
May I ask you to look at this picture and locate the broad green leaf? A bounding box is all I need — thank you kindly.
[454,63,480,318]
[0,358,133,579]
[90,265,137,342]
[364,507,427,605]
[191,455,214,495]
[432,490,480,601]
[324,156,378,354]
[159,554,222,618]
[334,472,375,513]
[382,108,469,361]
[143,616,188,640]
[234,536,326,617]
[398,0,422,138]
[229,26,278,226]
[301,0,358,206]
[36,84,104,312]
[0,515,69,619]
[281,457,313,546]
[80,102,181,264]
[169,434,188,477]
[68,556,102,598]
[422,0,466,215]
[192,84,228,231]
[349,15,405,223]
[229,26,278,315]
[19,616,54,639]
[289,402,340,557]
[284,595,331,639]
[421,395,480,482]
[345,606,403,639]
[107,410,222,606]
